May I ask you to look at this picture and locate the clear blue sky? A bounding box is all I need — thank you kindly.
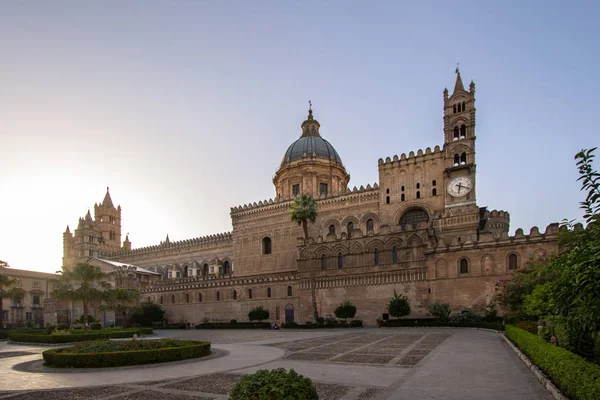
[1,1,598,273]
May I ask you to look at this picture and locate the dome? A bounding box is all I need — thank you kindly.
[280,108,344,167]
[281,135,343,166]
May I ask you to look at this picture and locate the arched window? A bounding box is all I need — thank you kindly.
[432,188,437,196]
[186,293,190,303]
[401,194,405,201]
[508,254,518,270]
[267,287,271,298]
[453,126,459,140]
[416,183,420,189]
[386,196,390,204]
[216,291,220,301]
[453,104,457,114]
[432,180,437,186]
[460,152,467,165]
[233,289,237,300]
[400,209,429,230]
[386,188,390,194]
[337,253,343,269]
[183,265,188,277]
[321,254,327,270]
[374,249,380,265]
[248,288,253,299]
[462,101,466,111]
[329,224,335,235]
[392,246,398,263]
[401,185,405,191]
[416,191,421,199]
[159,295,163,304]
[198,293,202,302]
[171,295,175,303]
[262,237,272,255]
[460,124,466,138]
[203,263,208,277]
[347,222,354,239]
[367,219,374,232]
[460,258,469,274]
[454,154,460,166]
[223,260,231,275]
[287,285,293,296]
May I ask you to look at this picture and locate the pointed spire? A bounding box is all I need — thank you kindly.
[85,210,93,222]
[453,65,465,93]
[102,186,114,208]
[64,225,71,234]
[165,234,170,244]
[124,233,130,242]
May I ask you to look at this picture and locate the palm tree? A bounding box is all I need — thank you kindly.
[53,262,112,332]
[0,272,16,326]
[289,194,319,323]
[101,288,140,328]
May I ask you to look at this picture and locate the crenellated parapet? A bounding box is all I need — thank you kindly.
[231,183,380,220]
[101,232,233,258]
[140,272,297,293]
[479,209,510,237]
[378,146,443,169]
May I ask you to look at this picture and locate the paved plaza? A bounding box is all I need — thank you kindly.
[0,328,552,399]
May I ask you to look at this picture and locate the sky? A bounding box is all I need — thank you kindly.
[1,1,599,273]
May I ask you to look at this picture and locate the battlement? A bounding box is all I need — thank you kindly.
[378,145,443,169]
[101,232,233,258]
[230,183,380,217]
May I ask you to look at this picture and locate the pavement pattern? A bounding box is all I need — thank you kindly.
[0,328,554,400]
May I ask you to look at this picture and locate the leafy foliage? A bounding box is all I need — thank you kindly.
[61,338,196,353]
[387,290,411,319]
[248,306,270,322]
[506,325,600,400]
[334,300,357,322]
[229,368,318,400]
[101,288,140,328]
[428,303,451,323]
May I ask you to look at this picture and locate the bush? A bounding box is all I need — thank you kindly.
[350,320,363,327]
[506,325,600,400]
[248,306,270,322]
[57,324,70,331]
[230,319,237,324]
[90,323,102,331]
[131,302,165,327]
[45,325,56,334]
[334,300,357,323]
[383,318,504,331]
[429,303,451,323]
[388,290,411,319]
[281,322,299,329]
[43,340,210,368]
[9,329,144,344]
[514,320,539,334]
[194,322,270,330]
[229,368,318,400]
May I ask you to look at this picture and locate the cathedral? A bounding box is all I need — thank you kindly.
[62,72,559,324]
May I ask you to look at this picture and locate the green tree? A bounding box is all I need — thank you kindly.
[0,272,16,325]
[101,288,140,328]
[428,302,451,323]
[289,194,319,323]
[52,262,112,332]
[334,300,357,323]
[248,306,270,322]
[132,302,165,327]
[388,290,411,320]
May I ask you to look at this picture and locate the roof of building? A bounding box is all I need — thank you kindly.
[92,258,161,276]
[280,109,344,167]
[0,267,59,279]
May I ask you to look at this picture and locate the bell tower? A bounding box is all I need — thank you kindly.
[94,187,122,252]
[443,67,477,206]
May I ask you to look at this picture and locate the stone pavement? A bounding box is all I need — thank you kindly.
[0,328,553,399]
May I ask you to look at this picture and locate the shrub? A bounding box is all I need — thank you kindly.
[350,320,363,327]
[57,324,70,331]
[450,310,482,325]
[282,322,299,329]
[429,303,451,323]
[229,368,318,400]
[506,325,600,400]
[194,322,270,330]
[334,300,357,323]
[90,323,102,331]
[131,302,165,327]
[230,319,237,324]
[43,340,210,368]
[9,329,144,344]
[248,306,270,322]
[388,290,411,319]
[45,325,56,334]
[514,320,539,334]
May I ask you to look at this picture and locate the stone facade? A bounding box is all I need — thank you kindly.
[63,72,560,325]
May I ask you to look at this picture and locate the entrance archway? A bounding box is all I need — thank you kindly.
[285,304,294,323]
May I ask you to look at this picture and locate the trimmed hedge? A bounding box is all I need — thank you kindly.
[43,340,211,368]
[383,318,504,331]
[281,320,364,329]
[9,329,146,344]
[195,322,270,330]
[506,325,600,400]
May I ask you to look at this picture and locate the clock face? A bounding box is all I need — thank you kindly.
[447,176,473,197]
